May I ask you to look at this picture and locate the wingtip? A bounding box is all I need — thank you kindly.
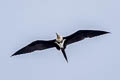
[11,52,20,57]
[100,31,110,35]
[10,55,13,57]
[10,54,16,57]
[104,31,110,34]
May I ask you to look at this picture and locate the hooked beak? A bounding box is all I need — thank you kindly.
[56,33,61,39]
[56,33,63,42]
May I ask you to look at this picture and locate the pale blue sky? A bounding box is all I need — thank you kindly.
[0,0,120,80]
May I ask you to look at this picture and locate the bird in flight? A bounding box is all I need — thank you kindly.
[12,30,109,62]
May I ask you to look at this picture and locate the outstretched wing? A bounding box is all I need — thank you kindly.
[12,40,56,56]
[64,30,109,45]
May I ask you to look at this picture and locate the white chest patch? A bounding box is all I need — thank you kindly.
[55,39,66,48]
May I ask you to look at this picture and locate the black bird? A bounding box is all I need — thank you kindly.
[12,30,109,62]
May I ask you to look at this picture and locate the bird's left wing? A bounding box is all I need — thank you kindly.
[64,30,109,45]
[12,40,56,56]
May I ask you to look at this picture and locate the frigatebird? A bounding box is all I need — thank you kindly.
[12,30,109,62]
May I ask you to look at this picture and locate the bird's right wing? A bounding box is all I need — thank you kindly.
[12,40,56,56]
[64,30,109,45]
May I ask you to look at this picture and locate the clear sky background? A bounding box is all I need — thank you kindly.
[0,0,120,80]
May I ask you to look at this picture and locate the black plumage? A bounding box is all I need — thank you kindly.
[64,30,109,45]
[12,30,109,62]
[11,40,56,56]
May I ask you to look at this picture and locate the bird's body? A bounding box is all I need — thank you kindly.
[12,30,109,62]
[55,39,66,49]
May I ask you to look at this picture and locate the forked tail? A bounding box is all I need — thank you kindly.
[61,49,68,63]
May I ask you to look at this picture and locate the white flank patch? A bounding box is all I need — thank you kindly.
[55,39,66,49]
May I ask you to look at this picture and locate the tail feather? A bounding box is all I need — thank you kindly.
[61,49,68,63]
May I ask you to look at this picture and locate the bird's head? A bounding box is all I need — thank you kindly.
[56,33,63,42]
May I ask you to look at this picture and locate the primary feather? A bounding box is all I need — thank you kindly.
[11,40,55,56]
[64,30,109,45]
